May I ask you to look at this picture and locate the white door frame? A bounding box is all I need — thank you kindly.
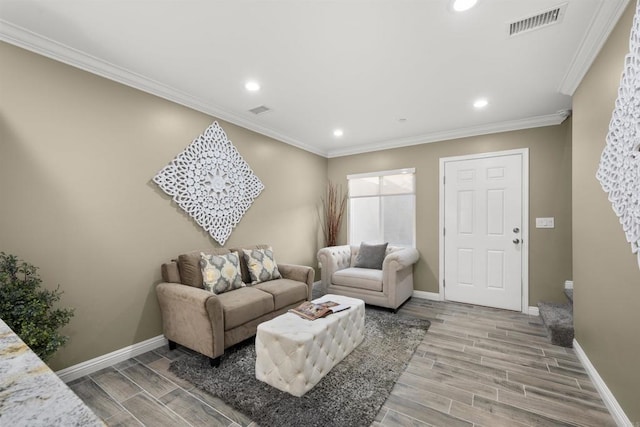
[438,148,529,314]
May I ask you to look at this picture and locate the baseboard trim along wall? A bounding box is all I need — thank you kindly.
[528,306,540,316]
[573,339,633,427]
[412,291,540,316]
[56,335,167,383]
[412,290,443,301]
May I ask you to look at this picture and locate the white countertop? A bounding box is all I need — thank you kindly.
[0,318,104,426]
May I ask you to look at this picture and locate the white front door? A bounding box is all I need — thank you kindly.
[442,151,525,311]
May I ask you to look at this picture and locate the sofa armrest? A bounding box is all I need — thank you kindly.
[278,263,315,300]
[317,245,352,291]
[383,247,420,272]
[155,282,224,359]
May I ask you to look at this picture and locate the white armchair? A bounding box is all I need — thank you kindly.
[317,245,419,311]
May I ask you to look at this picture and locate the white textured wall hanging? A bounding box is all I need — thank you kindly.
[596,0,640,269]
[154,122,264,245]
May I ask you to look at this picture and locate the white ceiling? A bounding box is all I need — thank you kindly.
[0,0,629,157]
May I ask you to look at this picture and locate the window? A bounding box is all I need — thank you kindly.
[348,168,416,247]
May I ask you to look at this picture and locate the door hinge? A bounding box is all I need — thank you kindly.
[443,227,446,236]
[443,279,446,288]
[443,176,446,185]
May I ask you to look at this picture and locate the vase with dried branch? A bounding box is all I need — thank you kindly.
[319,181,347,247]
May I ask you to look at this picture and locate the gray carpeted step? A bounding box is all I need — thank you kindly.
[538,302,574,348]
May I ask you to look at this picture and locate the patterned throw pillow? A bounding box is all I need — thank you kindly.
[242,247,282,285]
[200,252,245,294]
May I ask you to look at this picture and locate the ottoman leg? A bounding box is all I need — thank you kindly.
[168,340,177,350]
[210,357,221,367]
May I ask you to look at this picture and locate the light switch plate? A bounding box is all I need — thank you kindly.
[536,217,555,228]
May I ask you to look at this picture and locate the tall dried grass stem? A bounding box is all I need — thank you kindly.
[319,181,347,247]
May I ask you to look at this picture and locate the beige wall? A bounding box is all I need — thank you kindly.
[328,122,573,306]
[572,2,640,422]
[0,42,327,370]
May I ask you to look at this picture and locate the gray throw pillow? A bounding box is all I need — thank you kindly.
[354,242,388,270]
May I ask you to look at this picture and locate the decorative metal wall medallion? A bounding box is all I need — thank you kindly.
[154,122,264,245]
[596,1,640,269]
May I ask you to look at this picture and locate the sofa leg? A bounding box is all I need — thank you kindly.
[168,340,177,350]
[210,357,221,367]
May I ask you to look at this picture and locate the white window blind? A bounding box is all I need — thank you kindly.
[348,168,416,247]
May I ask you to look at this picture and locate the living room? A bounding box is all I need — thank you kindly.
[1,1,639,426]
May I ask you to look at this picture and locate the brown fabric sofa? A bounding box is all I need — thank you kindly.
[156,244,314,366]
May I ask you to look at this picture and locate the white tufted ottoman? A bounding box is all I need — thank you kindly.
[255,294,365,397]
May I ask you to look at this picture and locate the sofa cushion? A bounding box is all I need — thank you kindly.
[178,249,231,287]
[217,287,275,330]
[254,279,308,310]
[242,247,282,285]
[200,252,245,295]
[333,267,383,292]
[353,242,388,270]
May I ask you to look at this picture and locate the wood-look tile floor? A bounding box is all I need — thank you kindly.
[70,298,615,427]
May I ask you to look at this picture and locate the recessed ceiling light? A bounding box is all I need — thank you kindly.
[333,129,344,137]
[473,98,489,109]
[452,0,478,12]
[245,81,260,92]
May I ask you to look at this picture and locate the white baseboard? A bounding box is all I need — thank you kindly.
[56,335,167,383]
[413,290,443,301]
[528,306,540,316]
[573,339,633,427]
[565,280,574,289]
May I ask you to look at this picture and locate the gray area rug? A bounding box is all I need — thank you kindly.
[169,307,430,427]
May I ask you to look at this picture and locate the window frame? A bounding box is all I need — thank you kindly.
[347,168,416,248]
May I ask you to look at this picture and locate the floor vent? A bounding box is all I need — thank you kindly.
[509,3,567,37]
[249,105,271,115]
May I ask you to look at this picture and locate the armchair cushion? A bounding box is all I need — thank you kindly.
[200,252,244,295]
[353,242,388,269]
[333,268,383,291]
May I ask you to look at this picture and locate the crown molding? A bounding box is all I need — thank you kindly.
[558,0,630,95]
[1,18,581,160]
[327,112,569,158]
[0,20,326,157]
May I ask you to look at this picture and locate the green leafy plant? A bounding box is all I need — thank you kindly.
[0,252,74,362]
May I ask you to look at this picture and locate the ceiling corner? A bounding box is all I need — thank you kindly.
[0,20,327,158]
[558,0,631,95]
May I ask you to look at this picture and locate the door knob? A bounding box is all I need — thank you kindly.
[513,227,520,233]
[513,238,521,244]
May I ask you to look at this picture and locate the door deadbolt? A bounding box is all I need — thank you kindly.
[513,227,520,233]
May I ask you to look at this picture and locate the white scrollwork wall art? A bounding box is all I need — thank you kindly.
[154,122,264,245]
[596,1,640,270]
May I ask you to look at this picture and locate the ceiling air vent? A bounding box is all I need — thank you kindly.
[509,3,567,37]
[249,105,271,115]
